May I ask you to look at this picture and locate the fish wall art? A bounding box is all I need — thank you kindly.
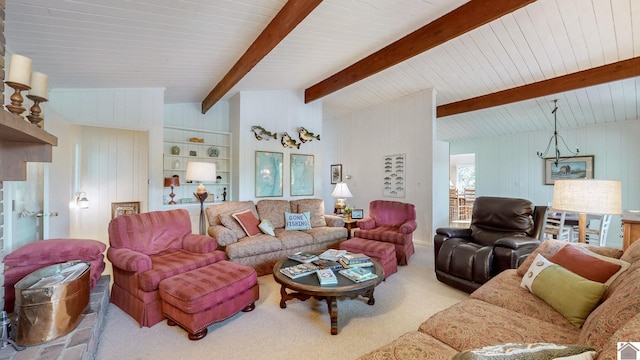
[281,132,300,149]
[251,125,277,141]
[297,127,320,143]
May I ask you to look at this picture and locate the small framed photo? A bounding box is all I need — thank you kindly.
[544,155,594,185]
[351,209,364,219]
[331,164,342,184]
[111,201,140,219]
[189,150,197,156]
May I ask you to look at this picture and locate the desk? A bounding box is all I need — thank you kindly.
[344,219,358,239]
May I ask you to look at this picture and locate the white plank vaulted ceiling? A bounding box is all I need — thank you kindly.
[5,0,639,142]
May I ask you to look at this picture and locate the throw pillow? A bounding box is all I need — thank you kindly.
[258,219,275,236]
[549,244,630,285]
[219,214,247,239]
[452,343,596,360]
[521,254,606,328]
[284,211,311,231]
[232,210,261,237]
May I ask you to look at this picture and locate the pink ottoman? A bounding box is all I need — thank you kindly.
[158,261,259,340]
[340,237,397,279]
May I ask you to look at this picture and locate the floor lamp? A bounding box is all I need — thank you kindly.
[186,162,216,235]
[552,179,622,243]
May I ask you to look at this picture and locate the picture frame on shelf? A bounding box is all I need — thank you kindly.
[351,209,364,219]
[331,164,342,184]
[255,151,283,197]
[544,155,594,185]
[111,201,141,219]
[291,154,314,196]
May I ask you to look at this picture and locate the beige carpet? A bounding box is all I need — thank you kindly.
[95,243,468,359]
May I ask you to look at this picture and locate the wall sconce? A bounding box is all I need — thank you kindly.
[76,192,89,209]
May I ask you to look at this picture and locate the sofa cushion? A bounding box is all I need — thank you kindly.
[549,244,629,285]
[303,227,347,245]
[275,228,314,249]
[452,343,595,360]
[597,312,640,360]
[225,235,283,259]
[470,270,574,328]
[291,199,327,228]
[285,211,311,230]
[520,254,605,328]
[219,214,246,239]
[418,299,580,351]
[258,219,275,236]
[256,200,291,229]
[205,201,257,226]
[358,331,458,360]
[232,210,261,236]
[138,250,222,292]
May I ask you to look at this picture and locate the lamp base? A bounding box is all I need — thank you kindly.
[194,192,209,235]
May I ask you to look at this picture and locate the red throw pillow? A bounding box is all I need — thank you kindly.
[232,210,261,237]
[549,245,622,283]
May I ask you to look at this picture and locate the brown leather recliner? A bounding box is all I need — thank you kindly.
[434,196,547,293]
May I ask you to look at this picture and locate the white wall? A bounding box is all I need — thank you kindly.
[323,90,439,243]
[450,119,640,248]
[230,90,324,202]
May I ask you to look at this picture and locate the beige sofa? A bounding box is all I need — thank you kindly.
[360,239,640,359]
[205,198,347,275]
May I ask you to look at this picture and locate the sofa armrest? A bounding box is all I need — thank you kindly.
[107,247,151,272]
[399,220,417,234]
[357,217,376,230]
[435,227,472,238]
[494,236,541,250]
[324,215,344,227]
[182,234,220,254]
[207,225,237,246]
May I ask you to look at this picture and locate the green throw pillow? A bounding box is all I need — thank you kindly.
[453,343,596,360]
[521,254,606,328]
[258,219,275,236]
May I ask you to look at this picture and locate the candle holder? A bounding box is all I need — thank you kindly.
[26,94,48,128]
[5,81,31,116]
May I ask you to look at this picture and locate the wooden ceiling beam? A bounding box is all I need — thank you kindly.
[202,0,322,114]
[304,0,535,104]
[437,56,640,118]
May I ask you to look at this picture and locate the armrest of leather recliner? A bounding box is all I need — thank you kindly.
[494,236,540,250]
[399,220,417,234]
[183,234,224,255]
[357,217,376,230]
[107,247,152,272]
[435,227,472,239]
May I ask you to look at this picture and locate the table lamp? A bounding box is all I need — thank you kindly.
[163,176,180,204]
[552,179,622,243]
[331,182,353,215]
[185,162,216,235]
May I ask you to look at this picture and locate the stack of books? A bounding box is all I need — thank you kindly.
[312,259,344,271]
[316,268,338,285]
[338,253,374,268]
[318,249,347,261]
[279,263,320,279]
[287,251,320,263]
[338,267,378,283]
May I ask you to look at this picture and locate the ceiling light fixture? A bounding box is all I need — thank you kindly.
[536,99,579,166]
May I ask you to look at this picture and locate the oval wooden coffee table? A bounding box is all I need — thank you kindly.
[272,257,384,335]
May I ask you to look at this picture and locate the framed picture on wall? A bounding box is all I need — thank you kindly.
[111,201,140,219]
[544,155,594,185]
[255,151,283,197]
[291,154,314,196]
[331,164,342,184]
[351,209,364,219]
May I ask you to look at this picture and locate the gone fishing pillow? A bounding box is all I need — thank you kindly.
[285,211,311,231]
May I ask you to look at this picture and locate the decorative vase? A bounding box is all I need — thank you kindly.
[171,146,180,155]
[346,213,352,221]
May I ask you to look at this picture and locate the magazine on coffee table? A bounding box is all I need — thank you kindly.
[280,263,320,279]
[288,251,320,263]
[339,267,378,283]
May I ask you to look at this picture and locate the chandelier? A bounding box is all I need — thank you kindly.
[536,99,579,166]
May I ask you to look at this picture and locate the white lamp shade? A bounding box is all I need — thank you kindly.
[185,162,216,182]
[552,179,622,215]
[331,182,353,198]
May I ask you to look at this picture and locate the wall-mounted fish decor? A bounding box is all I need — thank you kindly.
[251,125,277,141]
[281,132,300,149]
[297,127,320,143]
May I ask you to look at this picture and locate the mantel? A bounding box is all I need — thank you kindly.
[0,109,58,181]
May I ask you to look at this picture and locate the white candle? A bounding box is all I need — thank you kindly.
[7,54,32,85]
[29,71,48,99]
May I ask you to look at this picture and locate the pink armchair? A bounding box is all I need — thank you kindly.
[107,209,225,327]
[354,200,417,265]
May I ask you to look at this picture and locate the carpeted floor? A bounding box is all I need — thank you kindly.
[95,243,468,360]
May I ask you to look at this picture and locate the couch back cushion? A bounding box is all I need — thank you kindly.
[108,209,191,255]
[369,200,416,227]
[470,197,533,245]
[257,200,292,229]
[291,199,327,227]
[205,201,257,226]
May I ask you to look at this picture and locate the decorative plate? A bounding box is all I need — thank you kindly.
[208,146,219,157]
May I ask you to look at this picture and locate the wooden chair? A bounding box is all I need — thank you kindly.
[449,188,460,221]
[584,214,613,246]
[460,188,475,220]
[543,210,573,241]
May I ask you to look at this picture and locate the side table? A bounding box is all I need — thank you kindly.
[344,219,358,239]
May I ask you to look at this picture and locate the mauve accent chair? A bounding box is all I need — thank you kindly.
[107,208,225,327]
[354,200,417,265]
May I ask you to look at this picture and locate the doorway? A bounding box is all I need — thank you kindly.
[449,153,475,227]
